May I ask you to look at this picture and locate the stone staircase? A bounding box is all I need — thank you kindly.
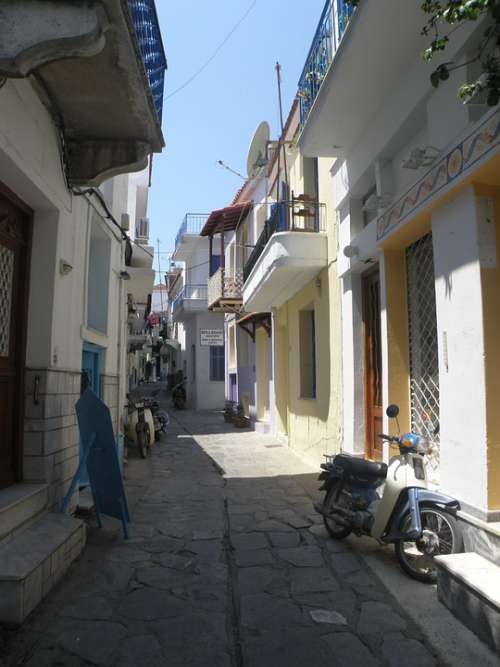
[0,483,85,624]
[435,516,500,654]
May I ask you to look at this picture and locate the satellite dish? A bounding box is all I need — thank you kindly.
[247,121,270,178]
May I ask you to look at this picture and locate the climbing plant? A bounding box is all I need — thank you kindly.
[344,0,500,105]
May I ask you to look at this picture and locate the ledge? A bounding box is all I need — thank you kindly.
[243,231,328,312]
[0,0,165,186]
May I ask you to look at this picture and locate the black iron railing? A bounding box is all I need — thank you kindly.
[243,200,325,282]
[297,0,354,129]
[128,0,167,124]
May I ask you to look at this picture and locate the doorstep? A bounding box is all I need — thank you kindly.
[0,483,48,543]
[0,512,86,624]
[435,552,500,655]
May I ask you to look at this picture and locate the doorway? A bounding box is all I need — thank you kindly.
[362,267,382,460]
[0,186,31,489]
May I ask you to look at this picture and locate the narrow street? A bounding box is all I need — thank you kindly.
[2,410,441,667]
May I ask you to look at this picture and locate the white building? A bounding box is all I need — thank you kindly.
[170,214,225,410]
[298,0,500,648]
[0,0,166,623]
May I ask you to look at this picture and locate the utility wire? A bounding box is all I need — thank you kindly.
[164,0,258,102]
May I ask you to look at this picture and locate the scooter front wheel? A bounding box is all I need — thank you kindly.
[322,483,352,540]
[395,507,463,583]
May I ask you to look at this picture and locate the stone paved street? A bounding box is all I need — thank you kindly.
[2,410,442,666]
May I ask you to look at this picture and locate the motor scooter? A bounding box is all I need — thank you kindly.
[126,398,154,458]
[172,377,187,410]
[315,404,463,582]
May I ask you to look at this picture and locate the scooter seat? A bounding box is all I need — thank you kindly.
[334,454,387,480]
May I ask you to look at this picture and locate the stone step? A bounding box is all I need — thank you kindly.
[435,552,500,654]
[0,483,48,543]
[0,512,86,624]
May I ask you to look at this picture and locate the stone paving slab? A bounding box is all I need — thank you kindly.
[1,408,442,666]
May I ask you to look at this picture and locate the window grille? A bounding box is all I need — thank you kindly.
[406,233,440,479]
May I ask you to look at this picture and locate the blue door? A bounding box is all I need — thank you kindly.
[80,345,102,486]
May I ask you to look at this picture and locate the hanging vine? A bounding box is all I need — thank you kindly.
[344,0,500,105]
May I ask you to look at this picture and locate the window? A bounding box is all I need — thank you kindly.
[210,345,225,381]
[210,254,221,276]
[299,309,316,399]
[228,325,236,369]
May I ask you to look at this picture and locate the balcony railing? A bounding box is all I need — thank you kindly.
[298,0,354,129]
[208,268,244,308]
[172,284,208,314]
[174,214,209,250]
[128,0,167,124]
[243,199,326,282]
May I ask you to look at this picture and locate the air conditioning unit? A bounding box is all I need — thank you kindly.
[136,217,150,243]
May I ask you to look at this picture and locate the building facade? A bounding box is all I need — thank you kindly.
[0,0,166,623]
[170,214,226,410]
[297,0,500,645]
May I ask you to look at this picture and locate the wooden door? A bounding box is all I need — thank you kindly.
[0,185,31,489]
[363,267,382,460]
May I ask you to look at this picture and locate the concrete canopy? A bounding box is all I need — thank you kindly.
[0,0,166,186]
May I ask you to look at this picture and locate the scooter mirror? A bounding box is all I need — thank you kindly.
[386,404,400,419]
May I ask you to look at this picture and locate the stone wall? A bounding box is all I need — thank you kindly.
[24,368,121,510]
[101,373,120,434]
[24,368,82,510]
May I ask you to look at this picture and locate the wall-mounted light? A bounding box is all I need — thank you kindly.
[343,245,359,258]
[402,146,440,170]
[59,259,73,275]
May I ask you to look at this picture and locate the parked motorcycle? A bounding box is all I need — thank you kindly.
[172,377,187,410]
[143,394,169,440]
[315,404,463,582]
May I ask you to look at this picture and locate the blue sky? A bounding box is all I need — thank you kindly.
[149,0,325,267]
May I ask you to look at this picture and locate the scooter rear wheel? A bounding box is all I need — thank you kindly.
[322,483,352,540]
[137,427,151,459]
[395,506,463,583]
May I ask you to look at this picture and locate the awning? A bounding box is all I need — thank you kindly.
[200,201,253,236]
[236,312,271,340]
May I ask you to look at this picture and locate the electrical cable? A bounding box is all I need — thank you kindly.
[164,0,258,101]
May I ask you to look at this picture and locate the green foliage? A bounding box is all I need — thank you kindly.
[343,0,500,106]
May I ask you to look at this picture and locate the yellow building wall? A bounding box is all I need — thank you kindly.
[256,327,270,421]
[274,157,343,466]
[477,185,500,510]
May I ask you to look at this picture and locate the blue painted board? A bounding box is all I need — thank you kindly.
[74,389,130,537]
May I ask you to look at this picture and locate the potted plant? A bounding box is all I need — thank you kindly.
[233,403,249,428]
[224,402,235,424]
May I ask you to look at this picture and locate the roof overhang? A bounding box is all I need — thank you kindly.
[200,202,253,237]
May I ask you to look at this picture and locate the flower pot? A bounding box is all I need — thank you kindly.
[234,417,249,428]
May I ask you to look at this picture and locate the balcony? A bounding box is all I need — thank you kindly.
[243,198,328,312]
[172,284,208,319]
[208,269,244,312]
[298,0,427,157]
[0,0,166,185]
[298,0,354,130]
[172,214,209,261]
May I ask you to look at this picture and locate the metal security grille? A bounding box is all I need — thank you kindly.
[406,234,440,445]
[128,0,167,123]
[0,244,14,357]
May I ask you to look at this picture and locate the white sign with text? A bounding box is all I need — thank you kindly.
[200,329,224,346]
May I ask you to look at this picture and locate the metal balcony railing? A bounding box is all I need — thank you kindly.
[297,0,354,130]
[243,199,326,282]
[128,0,167,124]
[208,268,244,307]
[174,214,209,250]
[172,284,208,314]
